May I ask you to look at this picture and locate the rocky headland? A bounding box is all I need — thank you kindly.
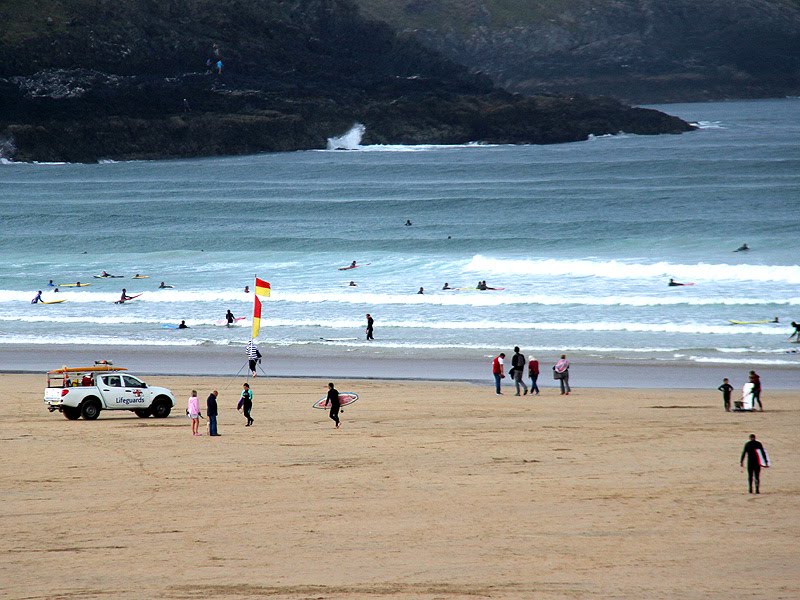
[0,0,693,162]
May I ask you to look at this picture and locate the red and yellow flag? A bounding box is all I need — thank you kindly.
[252,295,262,339]
[255,277,271,297]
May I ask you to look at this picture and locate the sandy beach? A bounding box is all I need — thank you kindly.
[2,372,798,599]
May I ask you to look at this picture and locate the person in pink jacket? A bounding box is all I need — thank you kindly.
[187,391,203,436]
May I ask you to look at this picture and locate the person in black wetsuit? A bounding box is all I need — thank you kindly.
[366,313,374,340]
[225,309,235,326]
[238,382,253,426]
[326,382,341,428]
[718,378,734,412]
[178,320,189,329]
[740,433,767,493]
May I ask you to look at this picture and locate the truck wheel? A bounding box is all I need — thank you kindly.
[63,406,81,420]
[81,399,101,420]
[134,408,152,418]
[151,396,172,418]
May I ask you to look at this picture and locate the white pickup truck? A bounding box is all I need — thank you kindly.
[44,364,176,420]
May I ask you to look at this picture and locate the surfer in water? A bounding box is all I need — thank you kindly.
[31,290,43,304]
[789,321,800,342]
[158,281,173,289]
[348,281,357,287]
[47,280,55,287]
[350,260,357,268]
[734,243,750,252]
[225,309,236,326]
[244,285,250,293]
[326,382,341,428]
[178,320,189,329]
[418,287,424,294]
[442,282,452,290]
[119,288,133,303]
[668,278,685,287]
[366,313,374,340]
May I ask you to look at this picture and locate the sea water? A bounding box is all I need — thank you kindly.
[1,98,799,368]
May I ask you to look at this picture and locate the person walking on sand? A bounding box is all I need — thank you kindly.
[245,339,261,377]
[511,346,528,396]
[238,382,254,426]
[528,355,540,395]
[749,370,763,411]
[326,382,341,428]
[554,354,571,395]
[188,390,202,436]
[740,434,769,493]
[718,378,734,412]
[492,352,506,395]
[207,390,220,436]
[366,313,374,340]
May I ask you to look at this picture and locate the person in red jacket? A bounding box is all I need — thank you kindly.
[528,356,540,395]
[492,353,506,395]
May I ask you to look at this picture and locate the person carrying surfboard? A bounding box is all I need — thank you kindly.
[225,309,236,326]
[119,288,133,303]
[789,321,800,342]
[740,434,769,494]
[326,382,341,428]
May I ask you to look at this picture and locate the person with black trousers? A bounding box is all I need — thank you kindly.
[207,390,220,436]
[326,382,341,428]
[740,433,768,493]
[238,382,253,426]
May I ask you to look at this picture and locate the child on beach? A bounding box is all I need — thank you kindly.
[718,378,734,412]
[187,390,203,436]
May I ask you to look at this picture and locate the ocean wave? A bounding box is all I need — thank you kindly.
[0,335,203,346]
[465,255,800,284]
[690,356,798,366]
[5,288,798,308]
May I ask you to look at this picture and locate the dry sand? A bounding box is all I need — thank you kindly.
[1,373,798,599]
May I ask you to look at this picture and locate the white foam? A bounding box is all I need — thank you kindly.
[465,255,800,284]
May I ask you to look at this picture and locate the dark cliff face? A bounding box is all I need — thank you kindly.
[353,0,800,103]
[0,0,693,162]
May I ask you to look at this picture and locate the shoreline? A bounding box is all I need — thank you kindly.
[2,343,797,389]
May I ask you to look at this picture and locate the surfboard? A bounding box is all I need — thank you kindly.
[313,392,359,409]
[114,293,143,304]
[338,263,370,271]
[59,283,91,287]
[132,275,150,279]
[215,317,246,326]
[729,319,775,325]
[455,286,505,291]
[158,285,174,289]
[161,324,179,329]
[757,448,770,468]
[93,275,124,278]
[41,299,67,304]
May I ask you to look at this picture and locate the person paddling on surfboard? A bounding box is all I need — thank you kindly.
[668,278,685,287]
[119,288,133,303]
[734,243,750,252]
[31,290,43,304]
[326,382,341,428]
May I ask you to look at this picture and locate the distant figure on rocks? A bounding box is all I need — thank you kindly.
[182,98,191,112]
[216,59,223,74]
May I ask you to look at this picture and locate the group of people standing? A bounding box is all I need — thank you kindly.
[718,370,762,412]
[492,348,571,396]
[186,383,253,436]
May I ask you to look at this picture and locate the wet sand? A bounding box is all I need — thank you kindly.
[1,373,798,599]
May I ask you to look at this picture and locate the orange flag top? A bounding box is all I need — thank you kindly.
[255,277,271,297]
[252,295,262,339]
